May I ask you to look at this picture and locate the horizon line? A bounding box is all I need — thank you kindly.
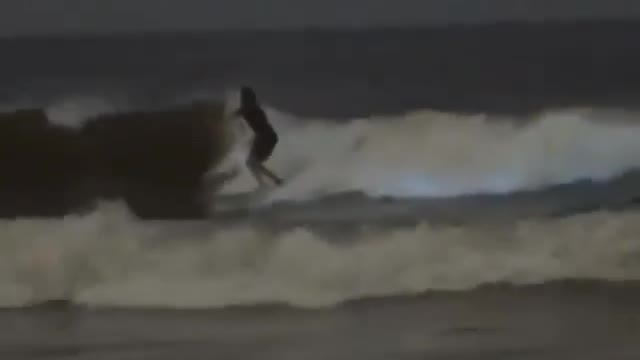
[1,15,639,39]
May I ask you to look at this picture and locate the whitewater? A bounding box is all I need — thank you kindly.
[216,104,640,205]
[1,201,640,309]
[1,98,640,310]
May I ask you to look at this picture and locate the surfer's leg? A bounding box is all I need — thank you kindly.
[247,160,268,187]
[247,158,283,187]
[256,163,283,186]
[247,136,282,186]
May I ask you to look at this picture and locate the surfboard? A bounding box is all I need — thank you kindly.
[211,183,281,214]
[208,165,285,214]
[213,189,266,212]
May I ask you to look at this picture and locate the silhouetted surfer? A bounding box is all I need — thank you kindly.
[234,86,283,187]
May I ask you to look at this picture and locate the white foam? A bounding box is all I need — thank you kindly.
[1,202,639,309]
[44,96,117,129]
[219,107,640,203]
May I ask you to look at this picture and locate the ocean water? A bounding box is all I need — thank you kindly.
[2,20,640,359]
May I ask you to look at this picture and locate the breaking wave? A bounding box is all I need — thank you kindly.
[3,95,640,211]
[217,107,640,204]
[1,202,640,309]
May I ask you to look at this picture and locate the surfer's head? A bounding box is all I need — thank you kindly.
[239,86,258,108]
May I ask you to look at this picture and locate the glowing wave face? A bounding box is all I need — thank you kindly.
[215,107,640,203]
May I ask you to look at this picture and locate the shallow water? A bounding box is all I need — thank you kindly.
[2,282,639,360]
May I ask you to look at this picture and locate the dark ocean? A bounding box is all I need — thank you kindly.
[2,19,640,359]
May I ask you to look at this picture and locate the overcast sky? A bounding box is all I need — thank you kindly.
[2,0,640,36]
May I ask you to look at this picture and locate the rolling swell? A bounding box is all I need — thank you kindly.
[0,101,231,218]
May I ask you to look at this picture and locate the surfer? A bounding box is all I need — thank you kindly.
[233,86,283,187]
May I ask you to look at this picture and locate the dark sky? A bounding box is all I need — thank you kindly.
[2,0,640,36]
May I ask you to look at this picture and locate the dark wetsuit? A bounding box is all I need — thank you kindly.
[235,86,283,186]
[237,101,278,163]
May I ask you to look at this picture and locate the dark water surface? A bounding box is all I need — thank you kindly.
[2,19,640,117]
